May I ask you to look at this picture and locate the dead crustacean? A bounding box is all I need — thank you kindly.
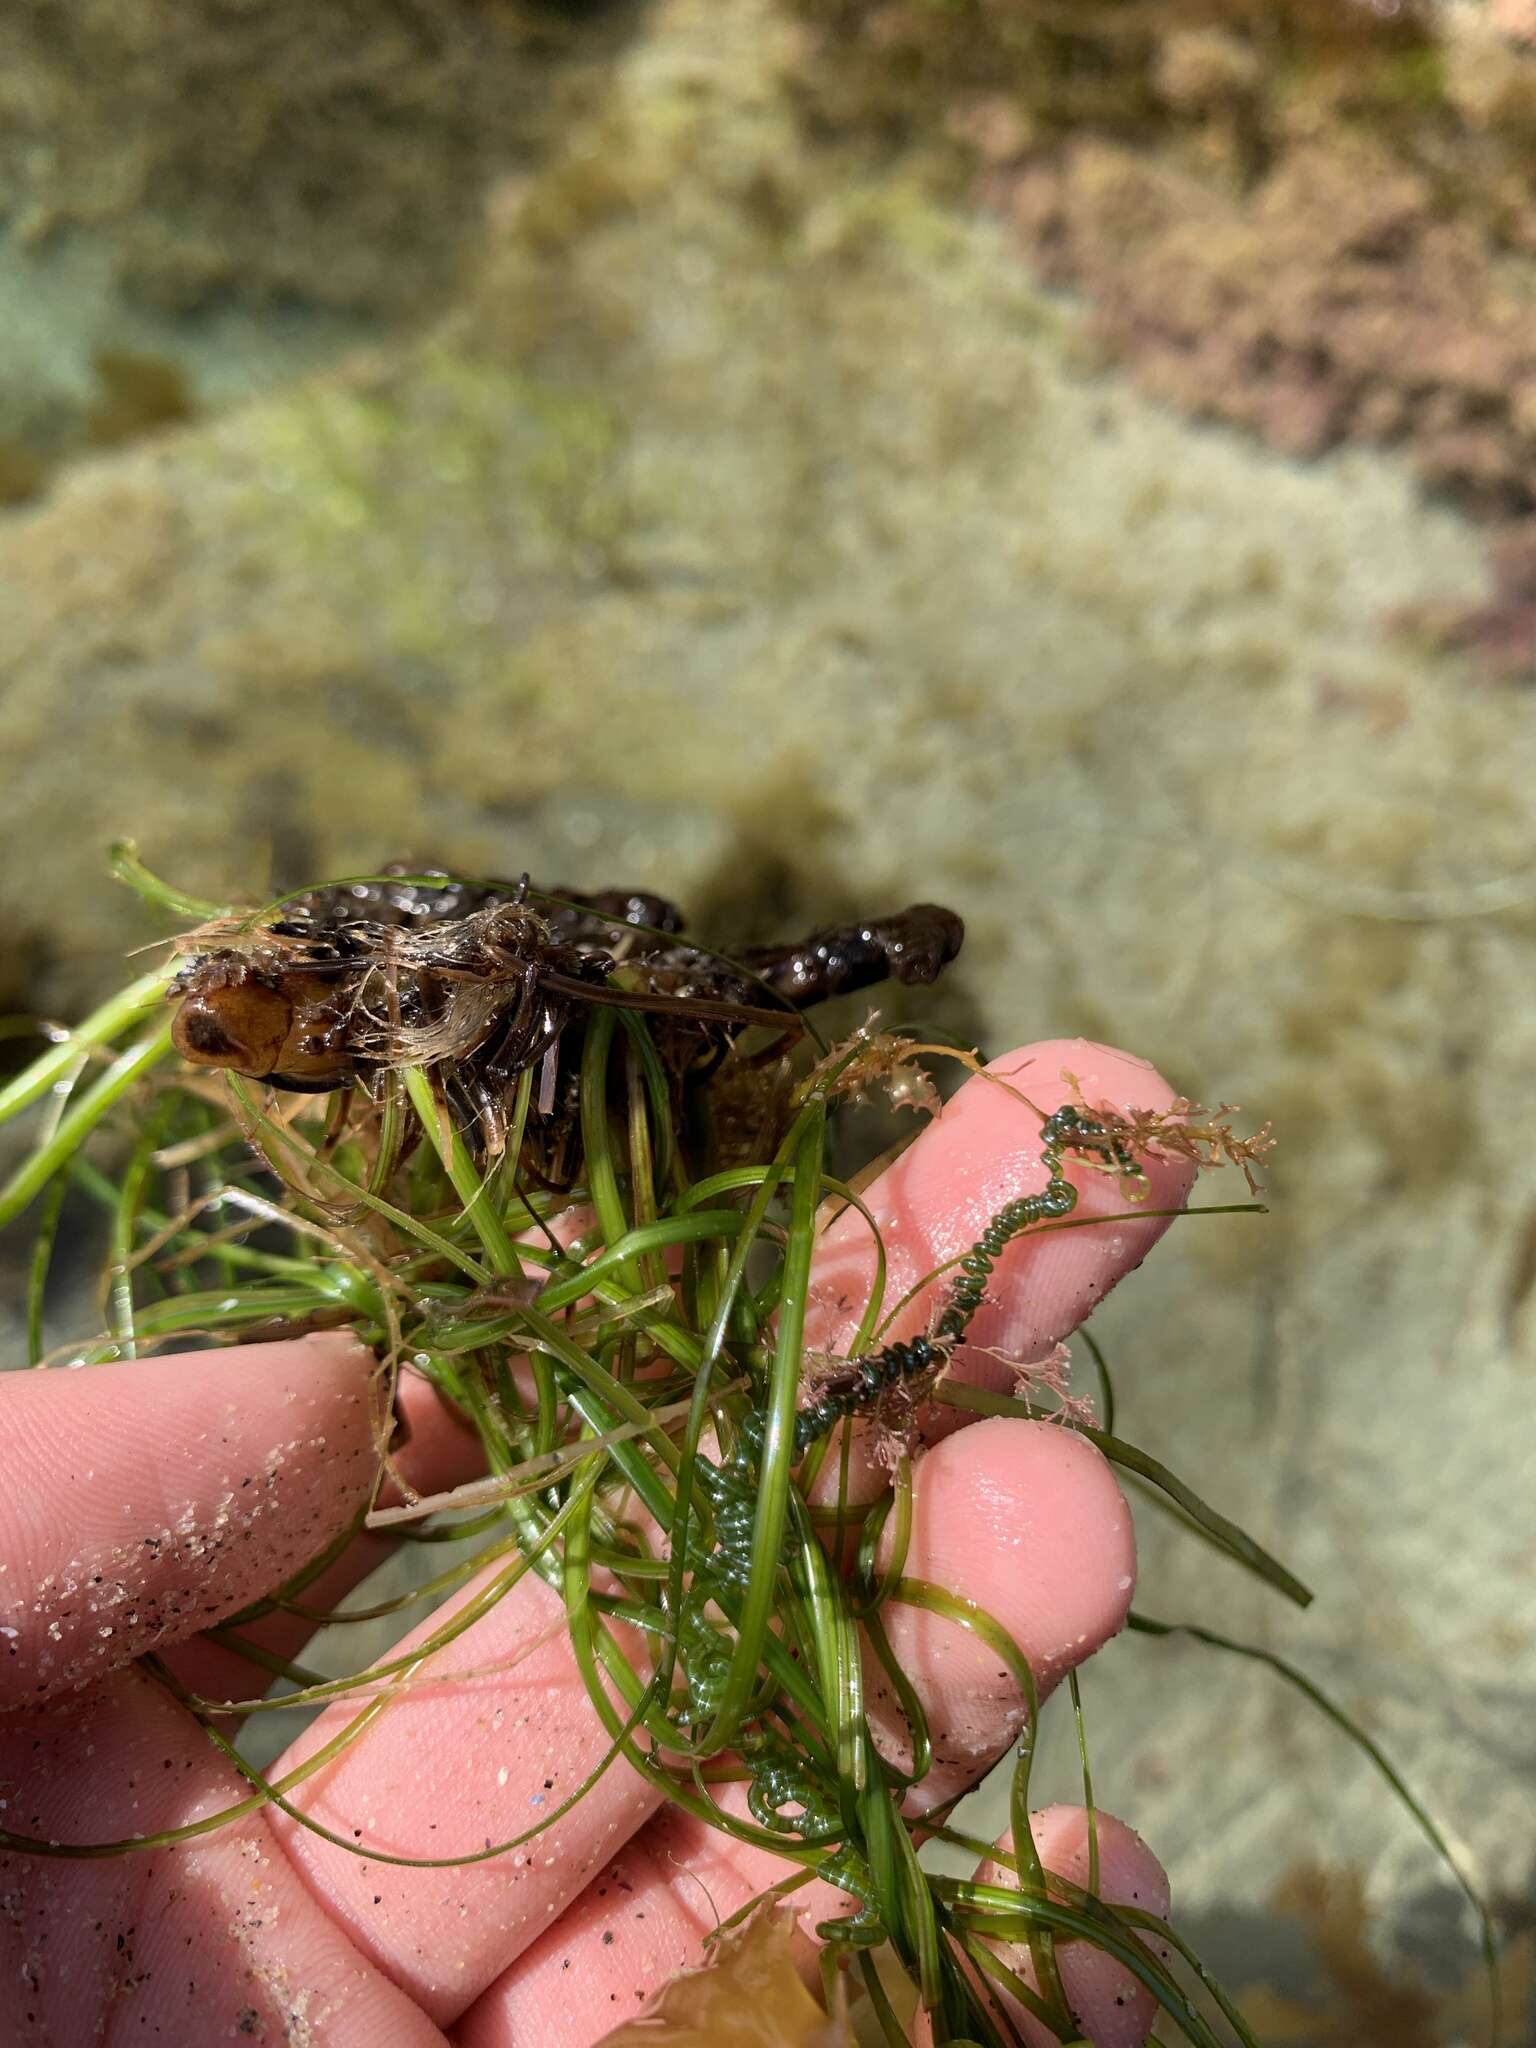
[168,866,964,1176]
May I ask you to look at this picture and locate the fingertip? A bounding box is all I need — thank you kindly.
[935,1037,1198,1227]
[977,1805,1171,2048]
[0,1334,381,1705]
[1024,1804,1170,1921]
[1005,1036,1164,1092]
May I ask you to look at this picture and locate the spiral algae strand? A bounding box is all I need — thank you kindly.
[0,850,1499,2048]
[690,1102,1146,1869]
[791,1103,1142,1460]
[698,1102,1141,1599]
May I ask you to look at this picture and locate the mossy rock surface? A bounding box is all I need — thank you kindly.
[0,0,640,316]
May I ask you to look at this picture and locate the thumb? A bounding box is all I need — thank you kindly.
[0,1332,380,1707]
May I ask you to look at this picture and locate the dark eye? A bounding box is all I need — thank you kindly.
[172,983,291,1074]
[176,1004,239,1059]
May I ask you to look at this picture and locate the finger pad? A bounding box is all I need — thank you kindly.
[0,1669,446,2045]
[978,1805,1171,2048]
[870,1419,1135,1797]
[269,1564,661,2024]
[0,1334,380,1706]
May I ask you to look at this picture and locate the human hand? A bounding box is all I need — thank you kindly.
[0,1038,1191,2046]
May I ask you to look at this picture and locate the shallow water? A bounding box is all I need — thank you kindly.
[2,2,1534,2038]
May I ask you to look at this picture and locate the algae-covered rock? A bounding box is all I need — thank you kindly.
[0,0,638,316]
[792,0,1536,682]
[1,0,1533,2009]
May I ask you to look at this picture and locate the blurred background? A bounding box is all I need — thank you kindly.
[2,0,1535,2037]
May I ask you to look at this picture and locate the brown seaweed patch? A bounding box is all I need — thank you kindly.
[1004,135,1536,516]
[0,439,48,507]
[1389,519,1536,684]
[1239,1866,1531,2047]
[87,351,195,450]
